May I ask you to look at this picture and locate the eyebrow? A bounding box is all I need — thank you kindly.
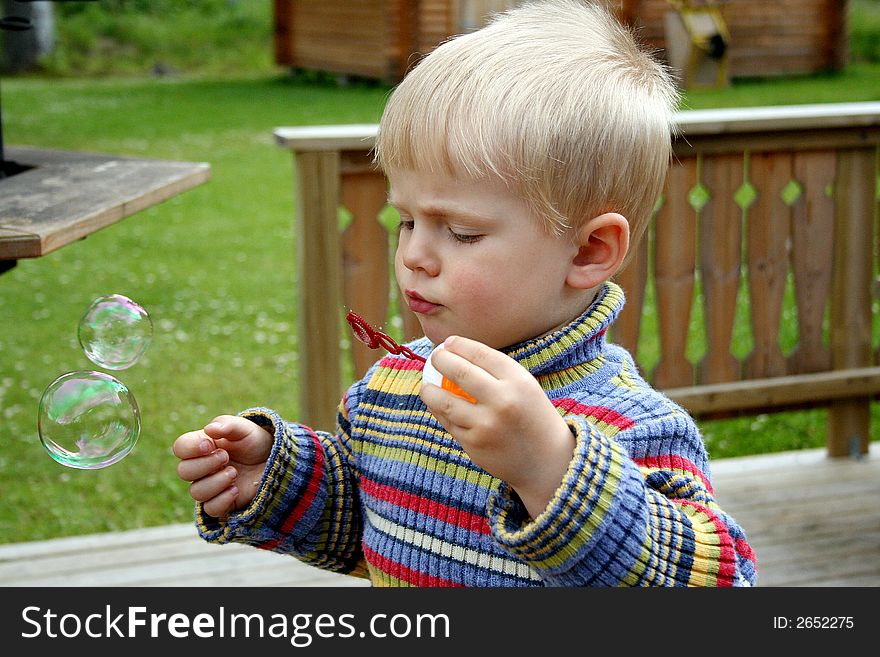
[386,198,494,224]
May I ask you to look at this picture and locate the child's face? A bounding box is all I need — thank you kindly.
[389,168,583,349]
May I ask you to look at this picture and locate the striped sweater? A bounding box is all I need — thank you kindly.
[196,282,758,586]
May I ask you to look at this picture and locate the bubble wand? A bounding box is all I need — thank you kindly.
[345,311,474,402]
[345,311,426,362]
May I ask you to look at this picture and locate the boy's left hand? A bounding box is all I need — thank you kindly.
[420,335,576,519]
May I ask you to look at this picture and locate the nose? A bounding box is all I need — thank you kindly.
[399,224,440,276]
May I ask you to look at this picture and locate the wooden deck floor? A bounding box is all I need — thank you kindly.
[1,444,877,587]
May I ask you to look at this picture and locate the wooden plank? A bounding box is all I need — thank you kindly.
[0,147,210,260]
[712,465,877,508]
[652,157,697,388]
[709,442,880,587]
[745,152,790,379]
[698,152,742,384]
[788,150,835,374]
[417,0,455,54]
[272,104,880,155]
[291,1,390,80]
[341,170,391,378]
[294,150,344,431]
[675,103,880,137]
[728,55,833,78]
[0,523,366,588]
[275,125,378,152]
[390,0,419,80]
[664,366,880,416]
[677,127,880,158]
[712,462,876,494]
[751,553,880,588]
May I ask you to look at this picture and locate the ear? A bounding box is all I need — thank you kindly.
[566,212,629,290]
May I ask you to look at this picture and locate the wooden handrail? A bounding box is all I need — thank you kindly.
[275,102,880,456]
[275,102,880,150]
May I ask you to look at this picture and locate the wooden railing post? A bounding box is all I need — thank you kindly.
[788,151,835,375]
[828,146,877,457]
[340,153,391,379]
[293,149,344,431]
[746,152,791,380]
[276,125,380,430]
[699,152,743,385]
[652,157,698,389]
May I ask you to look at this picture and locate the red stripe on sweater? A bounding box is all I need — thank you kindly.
[378,356,425,372]
[361,476,491,535]
[634,454,713,493]
[552,398,635,430]
[735,537,756,564]
[363,543,463,587]
[259,428,325,552]
[680,499,737,586]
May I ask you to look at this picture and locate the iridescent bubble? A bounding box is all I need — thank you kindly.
[38,370,141,470]
[78,294,152,370]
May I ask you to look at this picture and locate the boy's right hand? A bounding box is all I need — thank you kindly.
[173,415,273,519]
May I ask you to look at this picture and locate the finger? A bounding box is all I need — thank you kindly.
[442,335,522,379]
[203,414,253,440]
[201,485,240,519]
[171,429,217,460]
[203,415,273,464]
[176,448,230,483]
[429,342,497,401]
[189,465,239,503]
[204,415,270,444]
[420,381,478,431]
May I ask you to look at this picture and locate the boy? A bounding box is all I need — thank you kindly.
[174,0,757,586]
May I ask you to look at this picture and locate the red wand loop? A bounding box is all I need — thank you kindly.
[346,311,426,363]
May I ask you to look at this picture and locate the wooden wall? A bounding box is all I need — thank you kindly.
[417,0,455,56]
[273,0,418,82]
[273,0,849,82]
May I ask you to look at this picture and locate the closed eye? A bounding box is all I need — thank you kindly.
[449,229,483,244]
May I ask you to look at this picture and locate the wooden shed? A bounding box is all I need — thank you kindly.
[627,0,849,78]
[273,1,849,83]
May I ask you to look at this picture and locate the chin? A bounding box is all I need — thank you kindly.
[422,328,449,346]
[417,319,452,346]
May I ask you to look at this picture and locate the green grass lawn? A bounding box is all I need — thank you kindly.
[0,64,878,544]
[0,74,391,542]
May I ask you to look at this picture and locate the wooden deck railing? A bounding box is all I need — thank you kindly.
[274,102,880,457]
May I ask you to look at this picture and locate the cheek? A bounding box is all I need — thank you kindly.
[446,261,513,305]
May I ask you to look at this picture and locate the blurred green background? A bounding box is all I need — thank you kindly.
[0,0,878,543]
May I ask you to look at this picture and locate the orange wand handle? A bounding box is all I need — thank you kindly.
[422,345,476,404]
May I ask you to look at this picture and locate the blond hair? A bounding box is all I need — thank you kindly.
[374,0,678,254]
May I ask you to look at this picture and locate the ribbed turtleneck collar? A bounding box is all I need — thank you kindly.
[502,282,624,380]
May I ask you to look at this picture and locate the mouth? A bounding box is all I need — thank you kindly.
[405,289,442,314]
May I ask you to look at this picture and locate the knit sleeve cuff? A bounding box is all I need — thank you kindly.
[195,407,327,548]
[487,416,646,580]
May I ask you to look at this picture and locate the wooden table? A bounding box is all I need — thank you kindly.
[0,146,211,271]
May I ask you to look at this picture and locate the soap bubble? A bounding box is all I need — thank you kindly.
[78,294,152,370]
[38,370,141,469]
